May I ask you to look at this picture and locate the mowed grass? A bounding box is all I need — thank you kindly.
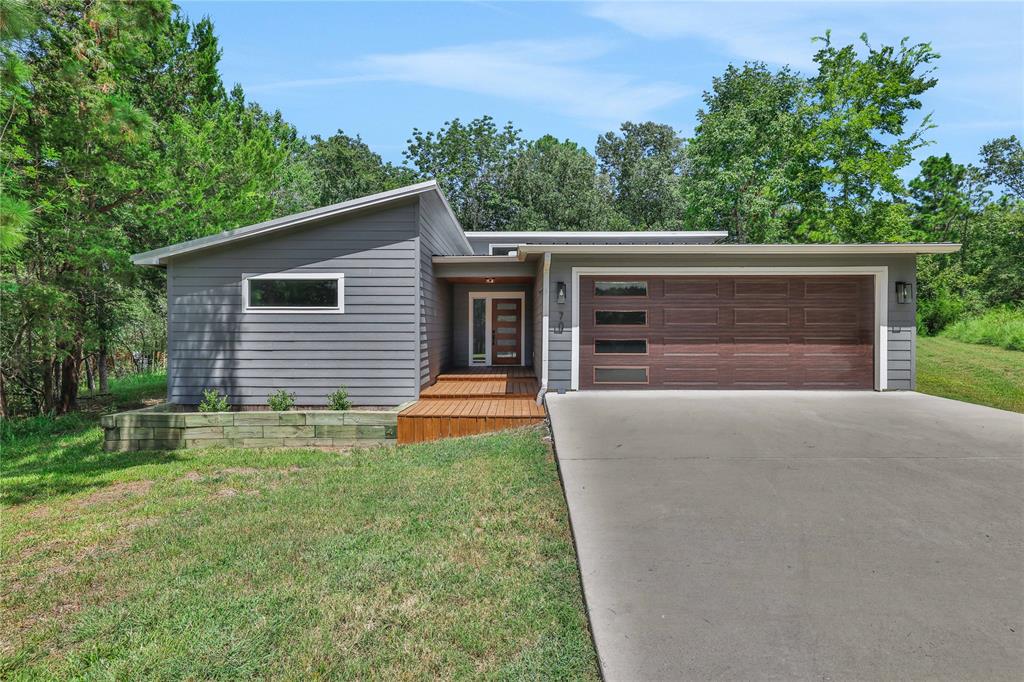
[917,336,1024,413]
[1,377,598,679]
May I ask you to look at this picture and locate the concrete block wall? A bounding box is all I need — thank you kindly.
[102,405,399,452]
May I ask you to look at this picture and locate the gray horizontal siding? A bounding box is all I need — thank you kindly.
[166,203,420,407]
[544,253,918,392]
[418,192,471,386]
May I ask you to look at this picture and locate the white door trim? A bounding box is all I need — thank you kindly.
[541,253,551,389]
[468,291,527,366]
[570,266,888,391]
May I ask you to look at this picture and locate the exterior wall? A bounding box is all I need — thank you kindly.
[533,257,545,381]
[166,203,420,407]
[450,283,533,367]
[544,254,917,391]
[417,192,470,388]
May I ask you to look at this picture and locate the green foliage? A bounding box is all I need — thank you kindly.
[979,136,1024,200]
[596,122,687,229]
[198,389,230,413]
[404,116,525,230]
[942,307,1024,351]
[304,131,419,207]
[685,63,805,242]
[267,389,295,412]
[327,387,351,411]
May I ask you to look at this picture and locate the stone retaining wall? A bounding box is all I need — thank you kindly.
[101,404,400,452]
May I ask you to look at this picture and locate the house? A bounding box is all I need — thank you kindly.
[132,180,959,415]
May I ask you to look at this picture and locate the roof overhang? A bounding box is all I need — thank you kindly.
[132,180,466,266]
[464,230,729,241]
[513,243,961,256]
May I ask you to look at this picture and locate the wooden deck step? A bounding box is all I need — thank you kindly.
[420,377,539,399]
[397,398,546,444]
[436,366,535,381]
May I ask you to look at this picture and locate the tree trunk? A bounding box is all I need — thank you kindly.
[57,341,81,415]
[85,355,94,393]
[0,371,8,418]
[42,357,56,414]
[98,335,109,393]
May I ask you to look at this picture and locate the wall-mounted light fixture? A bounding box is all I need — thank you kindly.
[484,278,495,284]
[895,281,913,304]
[556,281,566,304]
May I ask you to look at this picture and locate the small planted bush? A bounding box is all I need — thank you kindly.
[328,387,351,411]
[198,389,230,412]
[267,389,296,412]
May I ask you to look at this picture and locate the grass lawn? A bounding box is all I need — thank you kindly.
[1,376,598,679]
[917,336,1024,413]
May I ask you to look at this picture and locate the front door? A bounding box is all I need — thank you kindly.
[491,298,522,365]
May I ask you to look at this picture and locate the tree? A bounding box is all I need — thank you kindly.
[404,116,524,230]
[504,136,622,231]
[684,63,805,242]
[801,33,940,241]
[595,122,687,229]
[303,131,418,207]
[979,135,1024,200]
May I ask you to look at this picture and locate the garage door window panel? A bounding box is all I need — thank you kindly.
[594,366,649,384]
[595,310,647,326]
[595,339,648,355]
[594,281,648,297]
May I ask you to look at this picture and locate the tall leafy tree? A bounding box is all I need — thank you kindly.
[595,122,687,229]
[979,135,1024,200]
[801,32,939,241]
[504,136,622,231]
[685,63,805,242]
[404,116,524,230]
[303,131,418,207]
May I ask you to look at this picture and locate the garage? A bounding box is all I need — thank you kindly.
[578,275,875,390]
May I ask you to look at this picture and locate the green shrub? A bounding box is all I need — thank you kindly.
[198,389,230,412]
[267,389,296,412]
[328,387,351,411]
[942,307,1024,351]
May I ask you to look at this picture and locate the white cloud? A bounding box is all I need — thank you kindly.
[249,38,689,128]
[587,2,827,69]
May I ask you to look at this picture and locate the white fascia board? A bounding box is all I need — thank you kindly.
[131,180,446,266]
[517,243,961,256]
[464,230,729,239]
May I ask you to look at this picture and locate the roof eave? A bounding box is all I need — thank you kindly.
[130,180,446,266]
[514,243,962,256]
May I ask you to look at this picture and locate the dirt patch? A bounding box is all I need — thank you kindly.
[74,480,153,508]
[25,506,52,520]
[216,467,258,476]
[215,487,238,498]
[179,471,204,482]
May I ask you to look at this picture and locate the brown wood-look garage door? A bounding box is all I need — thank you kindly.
[579,275,874,390]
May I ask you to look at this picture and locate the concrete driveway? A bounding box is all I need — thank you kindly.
[546,391,1024,681]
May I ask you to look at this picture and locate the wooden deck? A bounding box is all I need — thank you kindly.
[398,367,546,444]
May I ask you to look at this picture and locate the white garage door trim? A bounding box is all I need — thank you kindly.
[570,266,889,391]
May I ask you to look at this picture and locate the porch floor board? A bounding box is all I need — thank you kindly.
[397,367,546,444]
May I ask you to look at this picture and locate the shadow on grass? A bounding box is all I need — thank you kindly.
[2,372,180,506]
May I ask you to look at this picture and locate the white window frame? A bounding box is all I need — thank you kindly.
[242,272,345,313]
[467,291,527,366]
[570,266,888,391]
[488,243,523,256]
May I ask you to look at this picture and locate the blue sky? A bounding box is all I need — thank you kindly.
[180,1,1023,173]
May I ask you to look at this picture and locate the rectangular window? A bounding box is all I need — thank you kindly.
[595,310,647,326]
[595,339,648,354]
[594,366,649,384]
[489,244,521,256]
[471,298,487,363]
[595,280,647,297]
[245,273,343,312]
